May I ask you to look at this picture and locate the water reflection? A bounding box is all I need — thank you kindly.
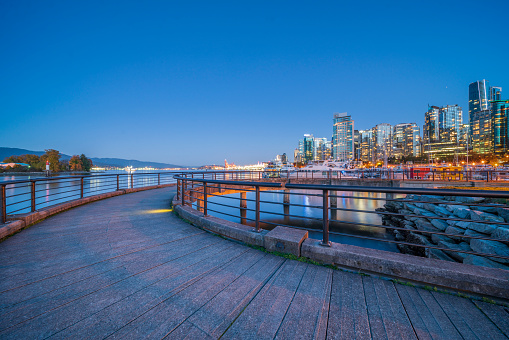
[203,189,401,253]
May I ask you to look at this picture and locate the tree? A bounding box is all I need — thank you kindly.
[80,154,93,172]
[42,149,62,172]
[69,155,83,171]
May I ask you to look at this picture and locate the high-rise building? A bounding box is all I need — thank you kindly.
[373,123,392,163]
[469,80,501,154]
[354,130,361,161]
[492,100,509,154]
[424,106,440,143]
[393,123,412,159]
[332,112,354,161]
[313,137,331,161]
[303,134,314,162]
[423,105,466,161]
[403,123,421,158]
[359,129,374,163]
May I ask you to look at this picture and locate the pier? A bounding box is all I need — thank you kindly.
[1,187,508,339]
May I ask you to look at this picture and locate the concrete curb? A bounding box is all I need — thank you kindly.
[0,184,175,241]
[173,196,509,299]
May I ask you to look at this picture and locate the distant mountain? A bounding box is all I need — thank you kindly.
[0,147,188,168]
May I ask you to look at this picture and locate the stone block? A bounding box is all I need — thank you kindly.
[496,207,509,222]
[430,219,448,231]
[264,226,308,257]
[470,210,504,223]
[452,206,471,219]
[470,239,509,264]
[463,255,509,270]
[492,227,509,241]
[466,221,497,234]
[445,226,465,242]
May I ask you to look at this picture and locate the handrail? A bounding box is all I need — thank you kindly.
[175,173,509,267]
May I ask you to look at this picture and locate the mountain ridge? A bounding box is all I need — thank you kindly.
[0,147,189,168]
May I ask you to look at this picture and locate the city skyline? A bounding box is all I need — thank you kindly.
[1,1,508,165]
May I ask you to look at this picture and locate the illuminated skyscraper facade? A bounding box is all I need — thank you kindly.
[492,100,509,154]
[423,105,466,160]
[332,112,354,161]
[373,123,392,162]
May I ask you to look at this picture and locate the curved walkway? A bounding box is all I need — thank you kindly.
[0,187,508,339]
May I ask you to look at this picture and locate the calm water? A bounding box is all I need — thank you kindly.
[199,189,401,252]
[0,170,181,215]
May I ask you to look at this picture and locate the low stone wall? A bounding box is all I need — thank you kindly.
[0,184,175,240]
[173,196,509,300]
[379,194,509,270]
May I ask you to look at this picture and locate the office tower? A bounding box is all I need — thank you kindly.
[403,123,421,157]
[492,100,509,154]
[373,123,392,163]
[359,129,374,163]
[469,80,495,154]
[313,137,330,161]
[423,105,466,161]
[354,130,361,161]
[393,123,412,159]
[303,134,314,162]
[424,106,440,144]
[491,87,502,101]
[332,112,354,161]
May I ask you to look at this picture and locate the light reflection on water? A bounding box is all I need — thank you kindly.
[202,189,402,253]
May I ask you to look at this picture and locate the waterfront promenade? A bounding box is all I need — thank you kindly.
[0,187,508,339]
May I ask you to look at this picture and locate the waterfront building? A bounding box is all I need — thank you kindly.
[296,134,331,163]
[373,123,392,163]
[332,112,354,161]
[359,129,374,164]
[403,123,421,157]
[303,134,314,162]
[313,137,331,161]
[469,80,503,154]
[423,105,466,161]
[354,130,361,161]
[393,123,412,159]
[492,100,509,154]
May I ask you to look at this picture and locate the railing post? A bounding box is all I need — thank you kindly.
[1,185,6,224]
[80,177,84,199]
[131,173,134,188]
[254,186,260,232]
[176,179,180,199]
[321,189,331,246]
[31,181,36,212]
[117,175,120,191]
[182,179,186,206]
[203,182,208,216]
[158,173,160,186]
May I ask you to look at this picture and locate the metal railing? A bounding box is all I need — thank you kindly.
[0,172,182,223]
[267,168,509,182]
[175,172,509,266]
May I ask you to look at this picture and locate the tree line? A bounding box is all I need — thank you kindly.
[1,149,93,173]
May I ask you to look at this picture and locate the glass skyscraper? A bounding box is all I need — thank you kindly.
[492,100,509,154]
[332,112,354,161]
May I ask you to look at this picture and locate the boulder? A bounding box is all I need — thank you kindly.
[432,205,451,217]
[463,255,509,270]
[445,226,465,242]
[414,218,439,233]
[469,210,504,223]
[438,240,469,262]
[473,205,502,214]
[430,219,449,231]
[459,221,497,235]
[426,248,455,262]
[464,229,484,238]
[496,207,509,222]
[452,206,471,219]
[454,221,469,229]
[454,196,485,203]
[431,233,454,245]
[470,239,509,264]
[492,227,509,241]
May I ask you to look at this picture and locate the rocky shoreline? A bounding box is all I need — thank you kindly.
[378,194,509,270]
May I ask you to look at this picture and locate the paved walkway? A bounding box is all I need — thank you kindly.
[0,187,508,339]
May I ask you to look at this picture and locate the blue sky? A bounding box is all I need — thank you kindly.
[1,1,508,166]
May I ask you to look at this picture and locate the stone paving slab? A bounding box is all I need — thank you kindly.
[1,187,508,339]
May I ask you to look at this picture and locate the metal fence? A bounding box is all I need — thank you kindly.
[175,172,509,267]
[0,172,181,223]
[268,168,509,182]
